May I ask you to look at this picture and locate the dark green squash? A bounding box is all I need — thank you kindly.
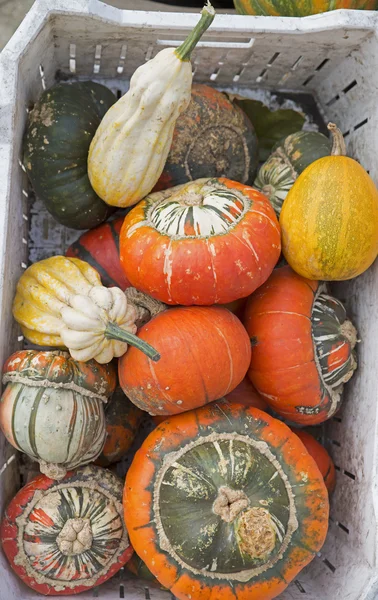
[24,81,116,230]
[254,130,332,218]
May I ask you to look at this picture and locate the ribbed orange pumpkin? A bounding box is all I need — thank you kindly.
[120,178,280,305]
[119,306,251,415]
[244,266,358,425]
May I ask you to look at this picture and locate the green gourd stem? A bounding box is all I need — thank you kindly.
[175,2,215,62]
[328,122,346,157]
[105,323,160,362]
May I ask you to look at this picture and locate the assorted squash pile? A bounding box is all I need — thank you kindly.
[1,2,378,599]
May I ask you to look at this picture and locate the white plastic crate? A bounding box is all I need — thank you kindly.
[1,1,378,599]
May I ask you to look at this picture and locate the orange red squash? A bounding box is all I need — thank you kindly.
[119,306,251,415]
[124,402,329,600]
[293,429,336,493]
[120,178,280,305]
[244,266,357,425]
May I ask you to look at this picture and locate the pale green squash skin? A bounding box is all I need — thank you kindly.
[254,131,331,218]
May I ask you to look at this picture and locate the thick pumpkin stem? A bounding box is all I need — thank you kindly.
[105,322,160,362]
[125,288,166,328]
[213,486,249,522]
[175,2,215,62]
[56,518,93,556]
[328,123,347,156]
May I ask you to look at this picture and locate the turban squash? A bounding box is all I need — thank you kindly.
[0,466,132,595]
[0,350,115,479]
[244,266,358,425]
[120,177,281,305]
[124,402,329,600]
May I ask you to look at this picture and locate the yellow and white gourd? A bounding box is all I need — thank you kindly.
[88,3,215,208]
[12,256,160,364]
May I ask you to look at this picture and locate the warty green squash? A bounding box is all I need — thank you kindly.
[254,131,331,218]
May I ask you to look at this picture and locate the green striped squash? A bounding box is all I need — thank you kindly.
[0,350,116,479]
[254,131,331,218]
[234,0,378,16]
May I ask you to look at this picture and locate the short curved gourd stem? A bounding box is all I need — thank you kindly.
[328,122,347,157]
[126,287,166,327]
[175,2,215,62]
[105,322,160,362]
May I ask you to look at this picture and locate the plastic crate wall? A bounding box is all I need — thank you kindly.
[1,1,378,599]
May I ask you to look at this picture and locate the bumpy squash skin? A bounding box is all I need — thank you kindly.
[1,466,133,595]
[155,84,259,191]
[124,403,329,600]
[120,178,281,306]
[234,0,378,16]
[280,155,378,280]
[24,82,116,230]
[66,217,131,289]
[119,306,252,415]
[244,266,357,425]
[293,429,336,493]
[254,131,331,218]
[0,350,116,479]
[96,386,143,466]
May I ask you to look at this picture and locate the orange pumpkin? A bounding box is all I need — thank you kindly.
[119,306,251,415]
[244,266,357,425]
[119,178,280,305]
[153,379,267,426]
[96,387,143,466]
[124,402,329,600]
[293,429,336,494]
[224,377,268,411]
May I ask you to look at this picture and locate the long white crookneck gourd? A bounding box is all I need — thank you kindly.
[12,256,160,364]
[87,2,215,208]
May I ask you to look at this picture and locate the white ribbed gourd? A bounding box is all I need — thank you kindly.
[87,2,215,208]
[12,256,161,364]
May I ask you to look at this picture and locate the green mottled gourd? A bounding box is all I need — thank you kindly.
[24,81,116,229]
[254,131,331,218]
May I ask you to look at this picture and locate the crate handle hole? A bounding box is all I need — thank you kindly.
[39,65,46,90]
[267,52,280,66]
[344,470,356,480]
[343,79,357,94]
[294,580,307,593]
[291,56,303,70]
[326,94,340,107]
[303,75,314,86]
[323,558,336,573]
[354,118,368,131]
[93,44,102,74]
[316,58,330,71]
[338,522,350,534]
